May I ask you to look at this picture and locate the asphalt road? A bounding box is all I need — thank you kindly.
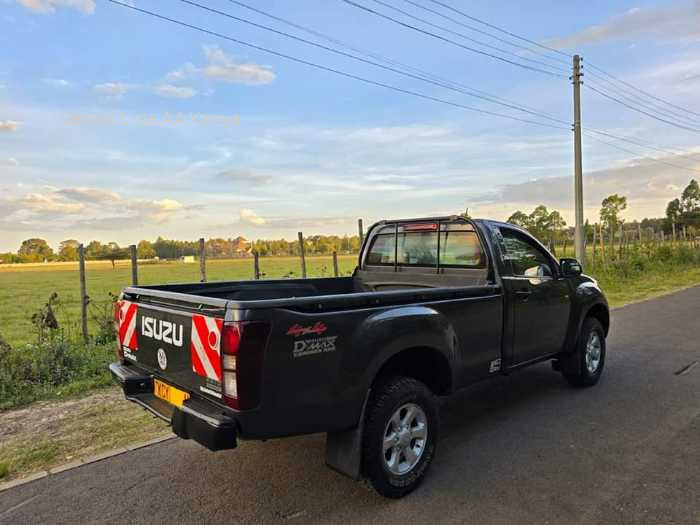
[2,287,699,524]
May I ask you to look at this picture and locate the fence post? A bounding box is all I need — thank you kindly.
[358,218,364,246]
[592,225,597,263]
[78,244,89,344]
[199,238,207,282]
[298,231,307,278]
[129,244,138,285]
[332,251,339,277]
[253,251,260,280]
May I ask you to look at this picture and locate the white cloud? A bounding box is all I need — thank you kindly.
[202,46,276,85]
[43,78,70,87]
[17,0,96,15]
[547,2,700,48]
[2,157,19,166]
[166,47,275,87]
[94,82,131,97]
[152,84,197,99]
[143,199,183,222]
[240,208,266,226]
[0,120,19,132]
[21,193,86,214]
[56,187,121,203]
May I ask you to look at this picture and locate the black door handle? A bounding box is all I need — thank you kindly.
[515,289,532,299]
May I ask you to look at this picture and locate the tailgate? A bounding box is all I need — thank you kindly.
[117,300,225,401]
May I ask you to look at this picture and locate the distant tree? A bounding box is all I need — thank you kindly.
[85,240,105,259]
[680,179,700,213]
[137,240,156,259]
[600,194,627,249]
[507,210,529,228]
[18,238,53,261]
[507,205,567,244]
[58,239,80,261]
[98,242,128,268]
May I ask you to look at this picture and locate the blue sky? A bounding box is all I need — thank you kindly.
[1,0,700,251]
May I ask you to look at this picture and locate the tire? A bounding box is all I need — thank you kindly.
[362,376,439,498]
[562,317,606,387]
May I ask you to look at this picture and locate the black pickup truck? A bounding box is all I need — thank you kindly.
[110,216,609,498]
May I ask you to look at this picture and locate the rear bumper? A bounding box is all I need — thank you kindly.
[109,362,237,451]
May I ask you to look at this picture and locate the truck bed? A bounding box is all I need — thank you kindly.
[122,274,497,312]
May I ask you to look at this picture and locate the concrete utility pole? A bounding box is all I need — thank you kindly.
[572,54,585,264]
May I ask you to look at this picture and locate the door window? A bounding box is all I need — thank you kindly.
[499,229,554,277]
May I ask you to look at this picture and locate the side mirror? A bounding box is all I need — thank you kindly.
[560,258,582,277]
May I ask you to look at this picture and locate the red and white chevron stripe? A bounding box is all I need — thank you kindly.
[117,300,138,350]
[190,314,223,382]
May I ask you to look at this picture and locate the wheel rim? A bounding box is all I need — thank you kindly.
[382,403,428,476]
[585,331,602,374]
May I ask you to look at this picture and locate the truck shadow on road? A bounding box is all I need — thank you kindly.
[164,362,593,521]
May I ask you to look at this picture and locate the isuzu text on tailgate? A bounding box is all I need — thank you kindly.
[111,216,610,498]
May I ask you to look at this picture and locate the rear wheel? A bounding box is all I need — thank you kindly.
[362,376,439,498]
[562,317,606,387]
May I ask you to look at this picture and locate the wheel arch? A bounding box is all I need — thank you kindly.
[371,346,453,396]
[586,302,610,336]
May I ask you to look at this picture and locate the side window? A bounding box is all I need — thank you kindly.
[366,233,395,265]
[439,230,485,268]
[499,229,553,277]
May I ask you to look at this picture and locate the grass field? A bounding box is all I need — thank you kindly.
[0,255,358,346]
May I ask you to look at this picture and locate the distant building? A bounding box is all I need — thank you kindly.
[182,255,195,263]
[231,236,252,255]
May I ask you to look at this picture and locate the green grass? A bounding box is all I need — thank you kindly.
[0,255,358,347]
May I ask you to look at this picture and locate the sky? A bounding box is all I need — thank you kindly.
[1,0,700,251]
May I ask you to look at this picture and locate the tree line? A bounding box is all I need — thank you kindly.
[0,234,363,264]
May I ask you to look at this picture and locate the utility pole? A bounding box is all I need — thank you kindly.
[572,54,585,264]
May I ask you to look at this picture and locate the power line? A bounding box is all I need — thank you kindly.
[178,0,567,124]
[424,0,570,59]
[341,0,566,77]
[105,0,570,131]
[585,83,700,133]
[585,69,700,128]
[584,131,700,174]
[584,127,700,165]
[399,0,569,67]
[586,61,700,119]
[362,0,567,74]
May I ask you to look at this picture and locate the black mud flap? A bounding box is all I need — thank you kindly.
[324,392,370,480]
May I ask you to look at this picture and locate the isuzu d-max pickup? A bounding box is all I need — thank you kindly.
[110,216,609,498]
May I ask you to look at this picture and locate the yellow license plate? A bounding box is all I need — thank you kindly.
[153,379,190,407]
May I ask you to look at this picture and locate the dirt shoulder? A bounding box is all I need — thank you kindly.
[0,387,170,482]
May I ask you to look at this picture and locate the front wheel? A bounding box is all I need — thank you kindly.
[562,317,606,387]
[362,376,439,498]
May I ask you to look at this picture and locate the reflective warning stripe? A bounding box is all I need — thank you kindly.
[118,300,138,350]
[190,314,222,381]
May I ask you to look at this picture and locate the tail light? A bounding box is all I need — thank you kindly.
[221,321,269,411]
[113,300,124,361]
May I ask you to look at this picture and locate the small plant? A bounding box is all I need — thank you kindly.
[0,462,9,479]
[30,293,60,343]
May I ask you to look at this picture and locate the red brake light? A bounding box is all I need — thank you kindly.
[220,322,270,411]
[404,222,438,231]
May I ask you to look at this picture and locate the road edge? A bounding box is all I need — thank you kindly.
[0,434,175,493]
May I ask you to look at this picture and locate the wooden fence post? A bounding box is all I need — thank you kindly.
[78,244,89,343]
[199,238,207,282]
[253,251,260,280]
[129,244,138,286]
[332,251,339,277]
[298,231,307,278]
[592,225,597,263]
[358,218,364,246]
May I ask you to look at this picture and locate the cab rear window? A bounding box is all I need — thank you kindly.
[365,222,485,269]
